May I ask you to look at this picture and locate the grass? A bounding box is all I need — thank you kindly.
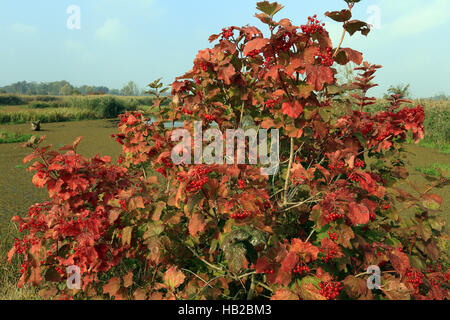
[415,162,450,177]
[0,94,157,125]
[0,108,98,124]
[0,130,34,144]
[0,223,39,300]
[415,140,450,155]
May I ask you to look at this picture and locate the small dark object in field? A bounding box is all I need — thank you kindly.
[31,120,41,131]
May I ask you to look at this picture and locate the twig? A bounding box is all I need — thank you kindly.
[305,229,315,242]
[181,268,213,288]
[283,138,295,205]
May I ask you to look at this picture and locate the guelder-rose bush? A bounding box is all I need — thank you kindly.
[10,1,449,300]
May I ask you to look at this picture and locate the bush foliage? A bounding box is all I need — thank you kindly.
[9,1,449,300]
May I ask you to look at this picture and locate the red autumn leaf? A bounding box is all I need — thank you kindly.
[103,277,121,297]
[243,38,269,56]
[335,48,363,65]
[348,202,370,225]
[123,271,133,288]
[254,257,271,274]
[163,266,186,289]
[388,250,410,275]
[72,136,83,149]
[271,288,299,300]
[217,63,236,85]
[128,196,145,211]
[306,64,334,91]
[298,282,327,300]
[345,20,371,36]
[325,9,352,22]
[134,288,147,300]
[188,213,207,236]
[290,238,320,262]
[281,100,304,119]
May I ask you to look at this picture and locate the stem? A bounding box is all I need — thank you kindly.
[333,27,346,58]
[246,274,256,300]
[333,3,354,57]
[305,229,315,242]
[283,138,295,206]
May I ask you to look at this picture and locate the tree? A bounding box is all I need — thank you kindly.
[385,83,411,99]
[121,81,140,96]
[60,84,72,96]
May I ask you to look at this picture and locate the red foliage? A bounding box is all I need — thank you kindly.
[9,1,448,300]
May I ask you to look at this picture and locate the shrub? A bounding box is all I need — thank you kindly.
[0,131,34,144]
[28,102,54,109]
[9,1,449,300]
[68,96,126,118]
[0,94,26,106]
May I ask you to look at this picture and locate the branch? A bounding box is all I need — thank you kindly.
[283,138,295,205]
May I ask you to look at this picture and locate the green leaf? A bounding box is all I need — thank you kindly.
[256,1,284,17]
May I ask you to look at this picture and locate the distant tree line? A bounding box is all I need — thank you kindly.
[0,80,165,97]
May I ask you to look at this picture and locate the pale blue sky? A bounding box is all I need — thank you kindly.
[0,0,449,97]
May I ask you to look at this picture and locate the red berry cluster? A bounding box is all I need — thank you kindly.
[327,211,344,222]
[231,209,252,220]
[14,239,30,255]
[264,56,274,69]
[328,230,338,241]
[20,262,27,274]
[319,281,343,300]
[263,269,275,275]
[183,166,211,193]
[355,159,365,168]
[238,179,245,189]
[369,211,377,222]
[275,32,295,52]
[178,80,192,93]
[328,161,345,171]
[361,121,374,136]
[293,265,310,275]
[120,199,128,212]
[199,61,210,72]
[186,177,209,193]
[315,47,334,67]
[156,167,167,177]
[157,156,175,178]
[381,203,390,210]
[301,15,325,36]
[406,270,424,290]
[350,173,363,183]
[181,107,194,115]
[246,49,261,58]
[264,99,277,109]
[320,247,339,263]
[221,27,234,40]
[27,204,42,217]
[201,114,215,123]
